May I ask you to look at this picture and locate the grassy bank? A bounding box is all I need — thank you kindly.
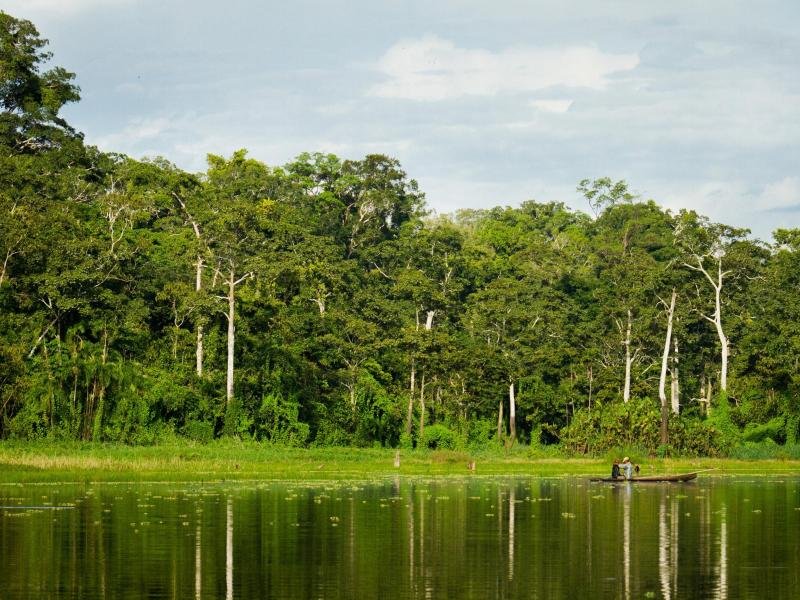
[2,441,800,483]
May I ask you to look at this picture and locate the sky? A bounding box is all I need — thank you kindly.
[5,0,799,240]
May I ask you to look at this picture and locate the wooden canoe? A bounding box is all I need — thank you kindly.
[589,472,698,483]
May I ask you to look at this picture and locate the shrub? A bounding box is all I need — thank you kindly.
[420,424,460,450]
[560,397,661,454]
[669,417,723,457]
[222,399,253,439]
[742,416,785,444]
[398,431,414,450]
[255,393,309,447]
[465,418,498,450]
[184,419,214,443]
[705,392,739,452]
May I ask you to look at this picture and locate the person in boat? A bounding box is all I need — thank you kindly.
[621,457,634,479]
[610,459,622,479]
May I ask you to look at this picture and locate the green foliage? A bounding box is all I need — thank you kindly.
[742,417,785,444]
[256,393,309,446]
[728,441,800,460]
[184,420,214,443]
[787,414,800,446]
[1,10,799,456]
[705,393,740,453]
[419,424,461,450]
[668,417,723,457]
[222,399,253,439]
[398,432,414,450]
[465,419,498,450]
[561,398,662,454]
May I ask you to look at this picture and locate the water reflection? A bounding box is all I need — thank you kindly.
[508,485,515,582]
[0,477,796,599]
[226,496,233,600]
[195,521,202,600]
[622,482,631,600]
[716,505,728,600]
[658,489,679,600]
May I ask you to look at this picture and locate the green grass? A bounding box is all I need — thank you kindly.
[1,440,800,483]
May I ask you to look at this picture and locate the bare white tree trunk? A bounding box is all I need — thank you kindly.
[497,396,504,439]
[174,193,205,378]
[418,372,426,441]
[670,337,680,414]
[226,270,236,406]
[406,359,415,435]
[509,382,516,442]
[684,253,731,392]
[623,309,634,403]
[425,310,435,330]
[0,246,20,288]
[195,256,204,377]
[715,272,729,392]
[658,291,677,408]
[659,291,677,444]
[224,268,252,406]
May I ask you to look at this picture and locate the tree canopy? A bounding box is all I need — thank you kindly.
[1,11,798,455]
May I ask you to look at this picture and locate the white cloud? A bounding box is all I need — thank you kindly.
[2,0,134,16]
[114,82,146,95]
[759,177,800,211]
[93,116,171,150]
[370,36,639,101]
[418,174,575,215]
[695,41,735,58]
[646,179,798,241]
[657,180,750,216]
[531,99,573,113]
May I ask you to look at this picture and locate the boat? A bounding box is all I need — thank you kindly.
[589,472,698,483]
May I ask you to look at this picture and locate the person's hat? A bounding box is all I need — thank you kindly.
[622,456,630,462]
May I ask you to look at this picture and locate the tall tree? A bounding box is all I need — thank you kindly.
[0,12,81,151]
[203,150,278,407]
[675,212,752,394]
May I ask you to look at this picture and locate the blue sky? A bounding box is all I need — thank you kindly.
[7,0,799,240]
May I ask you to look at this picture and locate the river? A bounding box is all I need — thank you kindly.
[1,476,798,599]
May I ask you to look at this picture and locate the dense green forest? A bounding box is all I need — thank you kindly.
[1,13,798,456]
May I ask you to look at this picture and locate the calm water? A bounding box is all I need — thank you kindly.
[1,476,799,599]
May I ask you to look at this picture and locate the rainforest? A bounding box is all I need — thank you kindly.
[1,12,799,458]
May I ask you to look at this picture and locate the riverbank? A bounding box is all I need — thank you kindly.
[2,441,800,483]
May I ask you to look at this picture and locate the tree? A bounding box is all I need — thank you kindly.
[675,212,752,394]
[577,177,635,218]
[0,12,81,151]
[203,150,277,407]
[658,289,677,443]
[588,200,673,404]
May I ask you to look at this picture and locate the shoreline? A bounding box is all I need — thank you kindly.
[2,442,800,483]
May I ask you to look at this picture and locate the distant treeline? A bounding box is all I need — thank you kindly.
[1,12,798,455]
